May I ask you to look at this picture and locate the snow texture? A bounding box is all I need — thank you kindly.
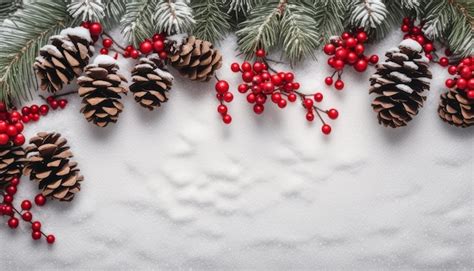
[60,26,92,42]
[400,39,422,52]
[40,44,62,58]
[155,68,174,82]
[390,71,412,83]
[403,61,418,70]
[93,54,116,65]
[396,84,414,94]
[1,30,473,270]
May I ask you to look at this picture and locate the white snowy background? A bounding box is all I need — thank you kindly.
[1,30,473,270]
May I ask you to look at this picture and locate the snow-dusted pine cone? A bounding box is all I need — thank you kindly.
[369,39,432,128]
[0,142,25,191]
[169,35,222,82]
[34,27,94,93]
[438,88,474,128]
[78,55,128,127]
[130,54,173,110]
[23,132,83,202]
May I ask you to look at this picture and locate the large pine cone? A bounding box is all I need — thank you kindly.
[0,143,25,191]
[169,35,222,82]
[369,39,432,128]
[23,132,83,202]
[78,55,128,127]
[34,27,94,93]
[130,54,174,110]
[438,88,474,127]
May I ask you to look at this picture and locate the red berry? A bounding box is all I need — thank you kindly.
[346,52,358,64]
[58,99,67,109]
[6,125,17,136]
[284,73,294,82]
[139,41,153,54]
[314,93,323,102]
[467,90,474,100]
[271,74,283,85]
[100,48,109,55]
[468,78,474,89]
[401,24,410,32]
[323,44,336,55]
[369,55,379,64]
[256,94,266,104]
[328,57,335,67]
[448,65,457,75]
[3,195,13,204]
[425,53,433,61]
[102,39,113,48]
[22,212,32,222]
[461,58,471,66]
[306,112,314,122]
[247,93,256,103]
[50,100,58,110]
[321,124,332,135]
[335,80,344,90]
[47,235,56,244]
[21,200,32,210]
[125,45,134,52]
[13,134,25,146]
[91,35,99,43]
[445,78,455,88]
[328,109,339,119]
[411,26,421,35]
[10,177,19,186]
[354,44,365,55]
[325,77,333,86]
[217,105,227,114]
[345,37,357,48]
[6,185,16,195]
[89,22,102,36]
[231,63,240,72]
[292,82,300,90]
[39,105,49,115]
[460,66,472,79]
[80,21,90,29]
[333,59,344,70]
[423,43,433,53]
[253,62,264,73]
[35,194,46,206]
[32,221,41,231]
[222,114,232,124]
[0,102,5,112]
[335,48,348,60]
[152,40,164,52]
[445,48,453,56]
[261,72,270,81]
[3,205,13,215]
[21,106,30,115]
[402,17,411,25]
[303,99,313,109]
[271,93,281,103]
[32,231,42,240]
[223,92,234,102]
[215,80,229,94]
[30,105,39,114]
[439,57,449,67]
[356,32,367,43]
[14,122,23,133]
[8,217,19,229]
[288,93,297,102]
[242,71,253,82]
[277,99,287,108]
[354,59,368,72]
[256,49,266,57]
[0,120,6,133]
[0,133,8,145]
[253,104,264,114]
[159,51,168,59]
[416,35,425,45]
[130,49,140,59]
[456,78,467,89]
[238,84,248,93]
[241,62,251,72]
[341,32,350,40]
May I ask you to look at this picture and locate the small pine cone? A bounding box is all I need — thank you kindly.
[34,27,94,93]
[23,132,83,202]
[438,88,474,128]
[130,54,174,110]
[78,55,128,127]
[369,39,432,128]
[169,35,222,82]
[0,143,25,191]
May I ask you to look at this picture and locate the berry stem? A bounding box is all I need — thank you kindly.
[39,90,77,101]
[101,32,126,52]
[5,195,49,238]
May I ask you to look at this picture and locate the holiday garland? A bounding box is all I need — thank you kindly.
[0,0,473,245]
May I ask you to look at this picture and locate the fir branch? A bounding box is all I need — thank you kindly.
[120,0,157,47]
[67,0,105,22]
[192,0,231,44]
[102,0,126,30]
[313,0,346,44]
[155,0,195,35]
[236,0,284,57]
[348,0,388,30]
[280,2,319,64]
[0,1,72,104]
[0,0,22,23]
[224,0,262,14]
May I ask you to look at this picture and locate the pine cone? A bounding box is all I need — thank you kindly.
[34,27,94,93]
[0,143,25,191]
[369,39,432,128]
[130,54,174,110]
[169,35,222,82]
[23,132,83,202]
[78,55,128,127]
[438,88,474,128]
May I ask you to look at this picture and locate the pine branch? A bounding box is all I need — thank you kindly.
[67,0,105,22]
[236,0,284,57]
[120,0,157,47]
[192,0,231,44]
[348,0,388,30]
[102,0,127,30]
[224,0,263,14]
[280,2,319,64]
[0,0,22,23]
[0,1,73,104]
[155,0,195,35]
[313,0,346,44]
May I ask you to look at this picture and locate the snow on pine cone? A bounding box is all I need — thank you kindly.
[77,55,128,127]
[369,39,432,128]
[438,88,474,128]
[0,143,25,192]
[23,132,83,202]
[130,54,173,110]
[169,35,222,82]
[34,27,94,93]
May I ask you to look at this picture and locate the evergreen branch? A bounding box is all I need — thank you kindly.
[236,0,284,57]
[67,0,105,22]
[192,0,231,44]
[102,0,127,30]
[348,0,388,29]
[0,0,22,23]
[313,0,346,44]
[0,1,72,104]
[120,0,157,47]
[280,2,319,64]
[155,0,195,35]
[224,0,262,14]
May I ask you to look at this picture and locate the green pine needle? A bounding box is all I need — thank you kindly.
[0,1,72,104]
[192,0,231,44]
[102,0,127,31]
[120,0,158,47]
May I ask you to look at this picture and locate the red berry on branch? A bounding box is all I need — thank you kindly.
[292,82,300,90]
[314,93,323,102]
[21,200,32,210]
[32,231,42,240]
[80,21,90,29]
[448,65,457,75]
[30,105,39,114]
[460,66,472,79]
[334,59,344,70]
[354,44,365,55]
[325,77,333,86]
[153,40,164,52]
[467,90,474,100]
[58,99,67,109]
[223,92,234,102]
[159,51,168,59]
[6,185,16,195]
[217,105,227,114]
[288,93,297,102]
[247,93,256,103]
[0,134,8,145]
[401,24,410,32]
[439,57,449,67]
[222,114,232,124]
[323,44,336,55]
[345,37,357,48]
[468,78,474,89]
[238,84,248,93]
[10,177,19,186]
[303,99,313,109]
[89,22,102,36]
[271,93,281,103]
[256,49,266,57]
[3,195,13,204]
[341,32,350,40]
[356,32,367,43]
[22,212,32,222]
[21,106,30,115]
[306,112,314,121]
[321,124,332,135]
[35,194,46,206]
[0,120,6,133]
[328,109,339,119]
[39,105,49,115]
[425,53,433,61]
[277,99,287,108]
[139,41,153,54]
[14,134,25,146]
[335,48,348,60]
[284,72,294,82]
[125,45,134,52]
[354,59,368,72]
[231,63,240,72]
[47,235,56,244]
[335,80,344,90]
[8,217,19,229]
[215,80,229,94]
[50,100,59,110]
[242,72,253,83]
[6,125,17,136]
[456,78,467,89]
[102,39,113,48]
[100,48,109,55]
[241,62,251,72]
[346,52,358,64]
[14,122,23,133]
[261,72,270,81]
[423,43,433,53]
[369,55,379,64]
[253,104,264,114]
[130,50,140,59]
[32,221,41,231]
[411,26,421,35]
[402,17,411,25]
[253,62,264,73]
[461,58,471,66]
[445,78,455,88]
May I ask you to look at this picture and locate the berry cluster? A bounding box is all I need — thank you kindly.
[323,30,378,90]
[1,176,55,244]
[215,80,233,124]
[227,49,338,134]
[445,56,474,99]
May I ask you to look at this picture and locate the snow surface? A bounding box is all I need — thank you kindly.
[400,38,422,52]
[1,30,473,270]
[60,27,92,42]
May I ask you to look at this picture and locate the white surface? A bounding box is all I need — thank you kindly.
[1,30,473,270]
